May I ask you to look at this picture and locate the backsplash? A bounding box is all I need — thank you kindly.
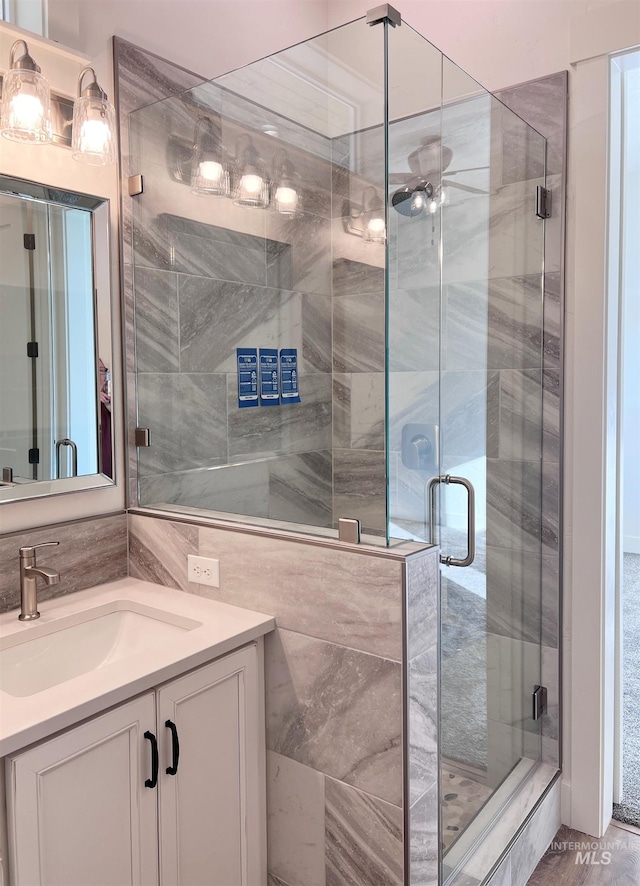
[0,512,128,613]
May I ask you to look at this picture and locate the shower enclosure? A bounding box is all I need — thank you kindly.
[129,7,547,882]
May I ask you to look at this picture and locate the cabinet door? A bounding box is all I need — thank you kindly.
[6,694,159,886]
[157,644,264,886]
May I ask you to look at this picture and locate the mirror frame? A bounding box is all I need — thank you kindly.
[0,174,116,504]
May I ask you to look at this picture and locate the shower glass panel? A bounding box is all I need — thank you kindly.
[386,25,546,880]
[130,18,386,536]
[130,13,547,877]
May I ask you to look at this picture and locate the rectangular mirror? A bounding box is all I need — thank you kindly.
[0,175,115,502]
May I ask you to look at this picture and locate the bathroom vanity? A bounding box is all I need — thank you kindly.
[0,578,274,885]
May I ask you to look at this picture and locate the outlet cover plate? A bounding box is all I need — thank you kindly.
[187,554,220,587]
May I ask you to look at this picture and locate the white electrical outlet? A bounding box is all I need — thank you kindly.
[187,554,220,587]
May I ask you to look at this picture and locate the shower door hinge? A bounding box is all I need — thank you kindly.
[28,448,40,465]
[23,233,36,250]
[135,428,150,447]
[128,174,144,197]
[366,4,402,27]
[26,342,38,358]
[535,186,551,219]
[532,685,548,721]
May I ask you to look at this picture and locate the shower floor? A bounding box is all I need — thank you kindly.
[441,766,493,851]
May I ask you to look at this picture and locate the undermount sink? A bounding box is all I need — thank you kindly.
[0,602,202,698]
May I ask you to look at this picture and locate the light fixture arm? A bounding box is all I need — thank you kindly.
[77,66,108,102]
[8,40,39,72]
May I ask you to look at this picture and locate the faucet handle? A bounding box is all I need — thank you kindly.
[19,541,60,559]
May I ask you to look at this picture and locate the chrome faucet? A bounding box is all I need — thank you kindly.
[19,542,60,621]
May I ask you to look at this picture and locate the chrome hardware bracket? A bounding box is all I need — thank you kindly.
[55,438,78,478]
[426,474,476,567]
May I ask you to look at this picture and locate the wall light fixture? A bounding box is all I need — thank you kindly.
[71,66,116,165]
[0,39,52,143]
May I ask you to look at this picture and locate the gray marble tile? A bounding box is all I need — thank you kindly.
[114,38,205,117]
[0,514,128,613]
[485,857,511,886]
[133,267,179,373]
[179,279,288,373]
[266,629,402,804]
[409,780,439,886]
[325,777,403,886]
[389,287,440,372]
[486,546,542,644]
[332,291,385,374]
[489,180,545,282]
[267,211,331,296]
[541,645,559,743]
[388,371,439,455]
[138,460,270,519]
[123,263,135,375]
[227,373,332,460]
[487,275,544,372]
[268,875,292,886]
[541,737,559,770]
[268,751,326,886]
[171,229,266,285]
[137,372,227,474]
[542,459,559,554]
[497,369,543,461]
[486,459,542,553]
[494,72,567,178]
[196,524,403,659]
[179,278,330,375]
[541,553,559,649]
[510,778,561,886]
[332,373,385,451]
[443,281,489,371]
[333,449,387,536]
[407,549,439,662]
[395,209,442,291]
[268,450,333,527]
[410,650,438,805]
[494,99,546,186]
[128,513,198,590]
[441,370,498,462]
[542,173,564,274]
[332,258,384,296]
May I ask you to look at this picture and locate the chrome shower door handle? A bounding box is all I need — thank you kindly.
[55,438,78,478]
[426,474,476,567]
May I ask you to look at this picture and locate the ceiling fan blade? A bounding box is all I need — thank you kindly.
[446,180,489,195]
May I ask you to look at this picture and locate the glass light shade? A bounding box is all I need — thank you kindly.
[72,95,116,165]
[191,159,230,196]
[274,184,299,215]
[365,213,386,242]
[234,170,269,207]
[1,68,52,143]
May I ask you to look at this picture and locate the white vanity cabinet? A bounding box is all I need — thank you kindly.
[6,643,265,886]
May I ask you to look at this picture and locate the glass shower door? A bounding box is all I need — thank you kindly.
[438,60,546,863]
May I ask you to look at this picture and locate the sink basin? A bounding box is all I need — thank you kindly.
[0,602,202,697]
[0,577,275,758]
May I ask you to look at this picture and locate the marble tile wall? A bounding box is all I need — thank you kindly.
[116,40,335,531]
[0,512,128,612]
[491,72,567,771]
[128,510,440,885]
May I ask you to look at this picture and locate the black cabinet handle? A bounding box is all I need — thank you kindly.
[165,719,180,776]
[144,730,159,788]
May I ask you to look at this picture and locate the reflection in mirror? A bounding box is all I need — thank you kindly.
[0,175,114,502]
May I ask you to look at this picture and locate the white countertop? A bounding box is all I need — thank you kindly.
[0,578,275,757]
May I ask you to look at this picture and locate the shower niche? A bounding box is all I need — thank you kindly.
[129,6,550,883]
